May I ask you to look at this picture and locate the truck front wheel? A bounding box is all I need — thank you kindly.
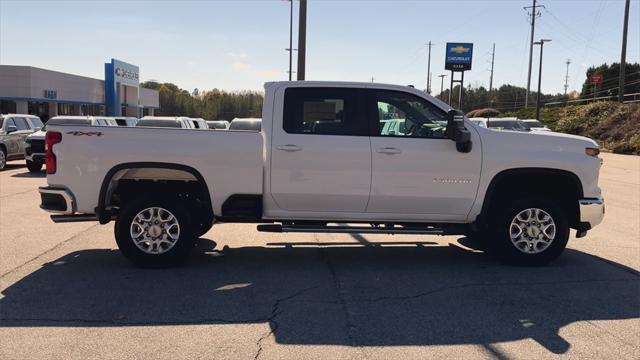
[115,198,196,268]
[26,160,43,172]
[488,198,569,266]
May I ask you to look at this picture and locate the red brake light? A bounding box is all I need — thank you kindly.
[45,131,62,174]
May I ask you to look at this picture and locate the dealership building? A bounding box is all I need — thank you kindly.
[0,58,159,120]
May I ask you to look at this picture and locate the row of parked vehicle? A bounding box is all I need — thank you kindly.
[0,114,262,171]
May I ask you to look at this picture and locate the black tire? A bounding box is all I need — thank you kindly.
[26,160,43,172]
[115,197,196,268]
[486,197,569,266]
[0,148,6,171]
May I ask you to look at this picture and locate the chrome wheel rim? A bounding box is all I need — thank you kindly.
[509,208,556,254]
[130,207,180,255]
[0,151,5,169]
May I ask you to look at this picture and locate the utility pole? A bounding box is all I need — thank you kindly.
[534,39,551,121]
[370,76,375,83]
[426,41,433,93]
[489,43,495,108]
[297,0,307,81]
[488,43,495,92]
[524,0,544,108]
[286,0,294,81]
[438,74,447,97]
[564,59,571,96]
[618,0,630,102]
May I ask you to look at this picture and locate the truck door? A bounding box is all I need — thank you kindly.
[3,118,22,156]
[366,89,481,218]
[270,87,372,212]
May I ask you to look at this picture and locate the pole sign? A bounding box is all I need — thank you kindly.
[590,74,603,85]
[445,42,473,71]
[104,58,139,116]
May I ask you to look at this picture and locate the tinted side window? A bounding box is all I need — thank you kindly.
[27,118,44,128]
[5,118,16,129]
[372,90,448,139]
[283,88,365,136]
[13,118,30,130]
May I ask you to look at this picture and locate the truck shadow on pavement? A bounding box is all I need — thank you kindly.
[1,238,638,355]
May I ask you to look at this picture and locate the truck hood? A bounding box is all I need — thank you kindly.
[27,130,46,141]
[476,127,598,151]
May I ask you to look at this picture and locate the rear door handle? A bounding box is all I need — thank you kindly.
[376,147,402,155]
[276,144,302,152]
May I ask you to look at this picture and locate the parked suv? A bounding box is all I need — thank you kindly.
[0,114,43,170]
[24,116,117,172]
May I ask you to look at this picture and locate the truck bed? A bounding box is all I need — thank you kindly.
[46,125,264,215]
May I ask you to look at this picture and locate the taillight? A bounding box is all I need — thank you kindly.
[45,131,62,174]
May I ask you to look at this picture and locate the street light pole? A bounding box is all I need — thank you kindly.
[534,39,551,121]
[288,0,293,81]
[438,74,447,97]
[297,0,307,81]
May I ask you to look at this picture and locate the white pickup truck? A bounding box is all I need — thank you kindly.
[39,81,604,267]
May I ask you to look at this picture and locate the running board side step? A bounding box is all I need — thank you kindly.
[257,224,448,235]
[50,214,100,223]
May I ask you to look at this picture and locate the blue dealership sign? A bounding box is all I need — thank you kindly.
[445,43,473,71]
[104,58,139,116]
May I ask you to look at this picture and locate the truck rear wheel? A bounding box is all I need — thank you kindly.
[115,198,196,268]
[26,160,43,172]
[488,198,569,266]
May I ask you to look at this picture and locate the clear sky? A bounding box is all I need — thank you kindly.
[0,0,637,94]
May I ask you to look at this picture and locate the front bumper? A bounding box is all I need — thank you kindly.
[39,186,75,214]
[579,197,605,230]
[25,152,45,162]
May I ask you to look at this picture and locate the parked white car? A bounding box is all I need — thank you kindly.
[522,119,552,132]
[113,117,139,127]
[206,120,230,130]
[0,114,43,170]
[190,118,209,130]
[229,118,261,131]
[24,116,118,172]
[138,116,207,130]
[468,118,488,128]
[39,81,604,268]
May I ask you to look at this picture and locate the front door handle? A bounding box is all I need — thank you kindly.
[276,144,302,152]
[376,147,402,155]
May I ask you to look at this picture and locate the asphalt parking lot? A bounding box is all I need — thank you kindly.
[1,153,638,360]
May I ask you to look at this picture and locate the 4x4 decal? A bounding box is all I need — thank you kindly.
[66,131,103,136]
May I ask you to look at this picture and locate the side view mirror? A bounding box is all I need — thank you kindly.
[446,110,472,153]
[6,125,17,134]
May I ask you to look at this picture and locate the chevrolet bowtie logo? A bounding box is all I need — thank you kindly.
[450,46,470,54]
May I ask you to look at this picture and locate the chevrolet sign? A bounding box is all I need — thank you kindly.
[445,42,473,71]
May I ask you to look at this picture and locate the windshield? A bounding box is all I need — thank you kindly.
[29,118,44,128]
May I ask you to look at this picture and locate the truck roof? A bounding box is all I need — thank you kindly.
[265,81,453,112]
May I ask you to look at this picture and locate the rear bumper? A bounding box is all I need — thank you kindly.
[39,186,75,214]
[578,197,605,230]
